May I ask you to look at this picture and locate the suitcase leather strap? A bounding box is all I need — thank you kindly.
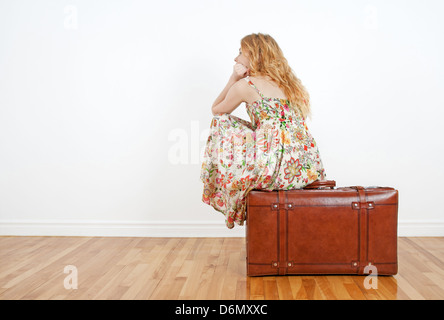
[351,186,373,273]
[277,190,292,275]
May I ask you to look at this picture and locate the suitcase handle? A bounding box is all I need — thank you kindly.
[304,180,336,189]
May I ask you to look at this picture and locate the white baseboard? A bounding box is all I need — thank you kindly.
[396,220,444,237]
[0,219,443,237]
[0,220,246,237]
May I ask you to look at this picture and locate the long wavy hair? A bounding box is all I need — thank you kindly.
[240,33,311,119]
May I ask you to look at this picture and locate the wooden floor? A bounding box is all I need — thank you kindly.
[0,236,443,300]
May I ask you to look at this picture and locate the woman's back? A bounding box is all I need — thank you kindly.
[243,75,288,104]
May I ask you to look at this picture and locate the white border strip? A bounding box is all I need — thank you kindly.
[0,219,443,237]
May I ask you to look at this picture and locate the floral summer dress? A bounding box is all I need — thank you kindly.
[200,76,327,229]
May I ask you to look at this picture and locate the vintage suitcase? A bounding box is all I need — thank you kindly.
[246,180,398,276]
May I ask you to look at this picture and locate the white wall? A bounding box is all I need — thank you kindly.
[0,0,443,237]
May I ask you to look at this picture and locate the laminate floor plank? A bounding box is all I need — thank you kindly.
[1,236,443,300]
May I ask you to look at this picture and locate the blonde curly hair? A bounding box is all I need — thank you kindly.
[241,33,311,119]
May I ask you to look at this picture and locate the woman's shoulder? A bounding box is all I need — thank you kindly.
[247,75,288,100]
[248,75,273,83]
[234,78,262,104]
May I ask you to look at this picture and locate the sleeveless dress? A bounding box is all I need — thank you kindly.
[200,76,327,229]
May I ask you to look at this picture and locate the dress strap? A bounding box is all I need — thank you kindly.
[243,76,265,99]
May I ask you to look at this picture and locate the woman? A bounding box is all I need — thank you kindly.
[200,33,327,229]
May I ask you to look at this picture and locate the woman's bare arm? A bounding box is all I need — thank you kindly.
[212,75,237,110]
[211,79,245,116]
[211,64,249,116]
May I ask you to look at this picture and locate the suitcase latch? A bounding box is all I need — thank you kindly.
[352,201,375,210]
[271,203,295,210]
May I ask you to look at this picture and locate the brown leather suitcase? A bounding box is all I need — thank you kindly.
[246,180,398,276]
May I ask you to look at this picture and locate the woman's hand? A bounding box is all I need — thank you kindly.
[231,63,250,81]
